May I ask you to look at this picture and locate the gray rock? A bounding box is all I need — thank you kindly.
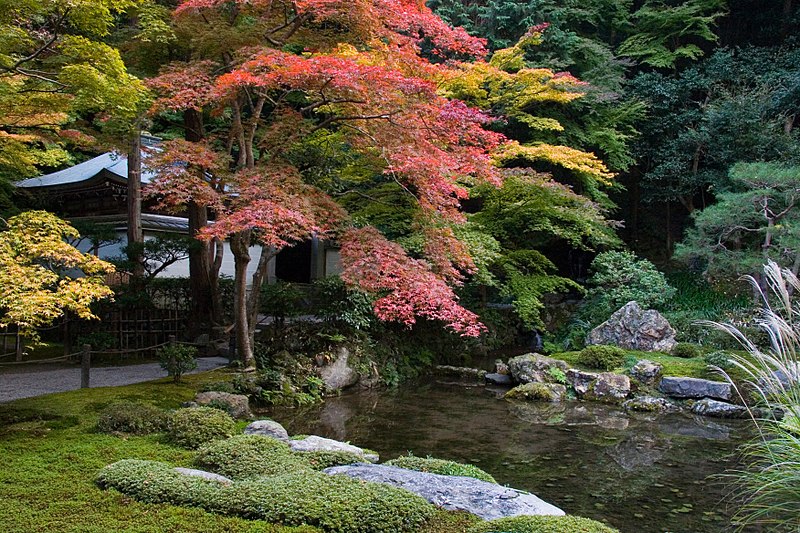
[691,398,750,419]
[435,365,487,381]
[494,359,510,375]
[485,373,513,386]
[630,359,663,386]
[289,435,379,462]
[318,347,359,391]
[585,373,631,403]
[323,464,564,520]
[566,368,598,396]
[194,391,251,419]
[659,376,732,401]
[505,383,567,402]
[586,301,677,352]
[244,419,290,441]
[174,467,232,484]
[508,353,568,384]
[622,395,678,413]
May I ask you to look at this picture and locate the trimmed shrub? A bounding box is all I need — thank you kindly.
[96,459,224,509]
[195,434,311,479]
[298,450,367,470]
[158,343,198,383]
[97,401,167,435]
[671,342,701,359]
[167,407,236,449]
[468,515,620,533]
[385,455,497,484]
[704,350,733,370]
[219,471,435,532]
[577,345,625,371]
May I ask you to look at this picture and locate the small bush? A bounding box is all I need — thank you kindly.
[220,471,435,532]
[97,401,167,435]
[385,455,497,483]
[577,345,625,370]
[200,381,236,394]
[468,515,620,533]
[704,350,733,370]
[158,343,198,383]
[195,434,311,479]
[671,342,701,358]
[298,450,367,470]
[97,459,224,509]
[167,407,236,449]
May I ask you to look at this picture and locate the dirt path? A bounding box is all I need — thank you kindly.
[0,357,229,403]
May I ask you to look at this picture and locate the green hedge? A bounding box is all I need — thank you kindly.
[385,455,497,484]
[195,434,311,479]
[167,407,236,449]
[577,346,625,371]
[97,401,167,435]
[97,460,435,532]
[468,515,620,533]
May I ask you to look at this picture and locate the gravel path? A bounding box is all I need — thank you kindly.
[0,357,229,403]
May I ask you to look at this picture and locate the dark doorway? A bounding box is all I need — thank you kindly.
[275,240,312,283]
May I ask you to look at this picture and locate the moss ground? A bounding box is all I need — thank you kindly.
[0,369,505,532]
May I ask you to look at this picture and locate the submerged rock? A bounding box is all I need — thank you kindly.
[622,396,678,413]
[289,435,379,462]
[323,463,564,520]
[659,377,732,401]
[566,368,599,396]
[193,391,251,419]
[586,301,677,352]
[505,382,567,402]
[629,360,663,386]
[585,373,631,403]
[244,419,289,441]
[318,346,359,391]
[173,467,232,484]
[508,353,568,384]
[691,398,749,419]
[435,365,487,381]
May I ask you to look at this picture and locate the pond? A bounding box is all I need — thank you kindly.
[269,378,752,533]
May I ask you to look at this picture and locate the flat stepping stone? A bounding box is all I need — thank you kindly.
[324,463,564,520]
[659,376,731,401]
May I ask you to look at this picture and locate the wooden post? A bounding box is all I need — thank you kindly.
[81,344,91,388]
[15,330,22,362]
[167,335,177,381]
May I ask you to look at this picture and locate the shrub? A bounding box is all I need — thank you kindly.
[220,471,435,532]
[298,450,367,470]
[200,381,236,394]
[195,434,311,479]
[167,407,236,449]
[577,345,625,370]
[385,455,497,483]
[703,350,732,370]
[158,343,198,383]
[96,459,224,509]
[671,342,701,359]
[468,515,620,533]
[96,401,167,435]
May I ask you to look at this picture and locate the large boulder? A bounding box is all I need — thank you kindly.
[193,391,251,419]
[629,359,663,386]
[244,419,290,441]
[318,346,359,391]
[586,301,677,352]
[505,382,567,402]
[691,398,749,418]
[566,369,599,396]
[584,373,631,403]
[508,354,568,384]
[324,464,564,520]
[288,435,379,463]
[659,376,732,401]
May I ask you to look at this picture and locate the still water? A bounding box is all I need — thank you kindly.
[269,379,750,533]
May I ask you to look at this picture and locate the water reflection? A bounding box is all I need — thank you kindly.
[268,379,750,533]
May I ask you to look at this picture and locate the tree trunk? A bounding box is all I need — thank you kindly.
[231,231,256,370]
[127,126,144,279]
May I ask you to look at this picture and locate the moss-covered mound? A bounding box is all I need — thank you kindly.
[468,515,620,533]
[167,407,236,449]
[385,455,497,484]
[195,434,311,479]
[97,401,167,435]
[97,459,436,533]
[505,383,566,402]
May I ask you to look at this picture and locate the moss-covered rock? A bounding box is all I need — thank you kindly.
[467,515,620,533]
[195,434,312,479]
[505,383,566,402]
[167,407,236,449]
[385,455,497,484]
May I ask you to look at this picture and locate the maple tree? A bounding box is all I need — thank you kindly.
[145,0,503,369]
[0,211,115,339]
